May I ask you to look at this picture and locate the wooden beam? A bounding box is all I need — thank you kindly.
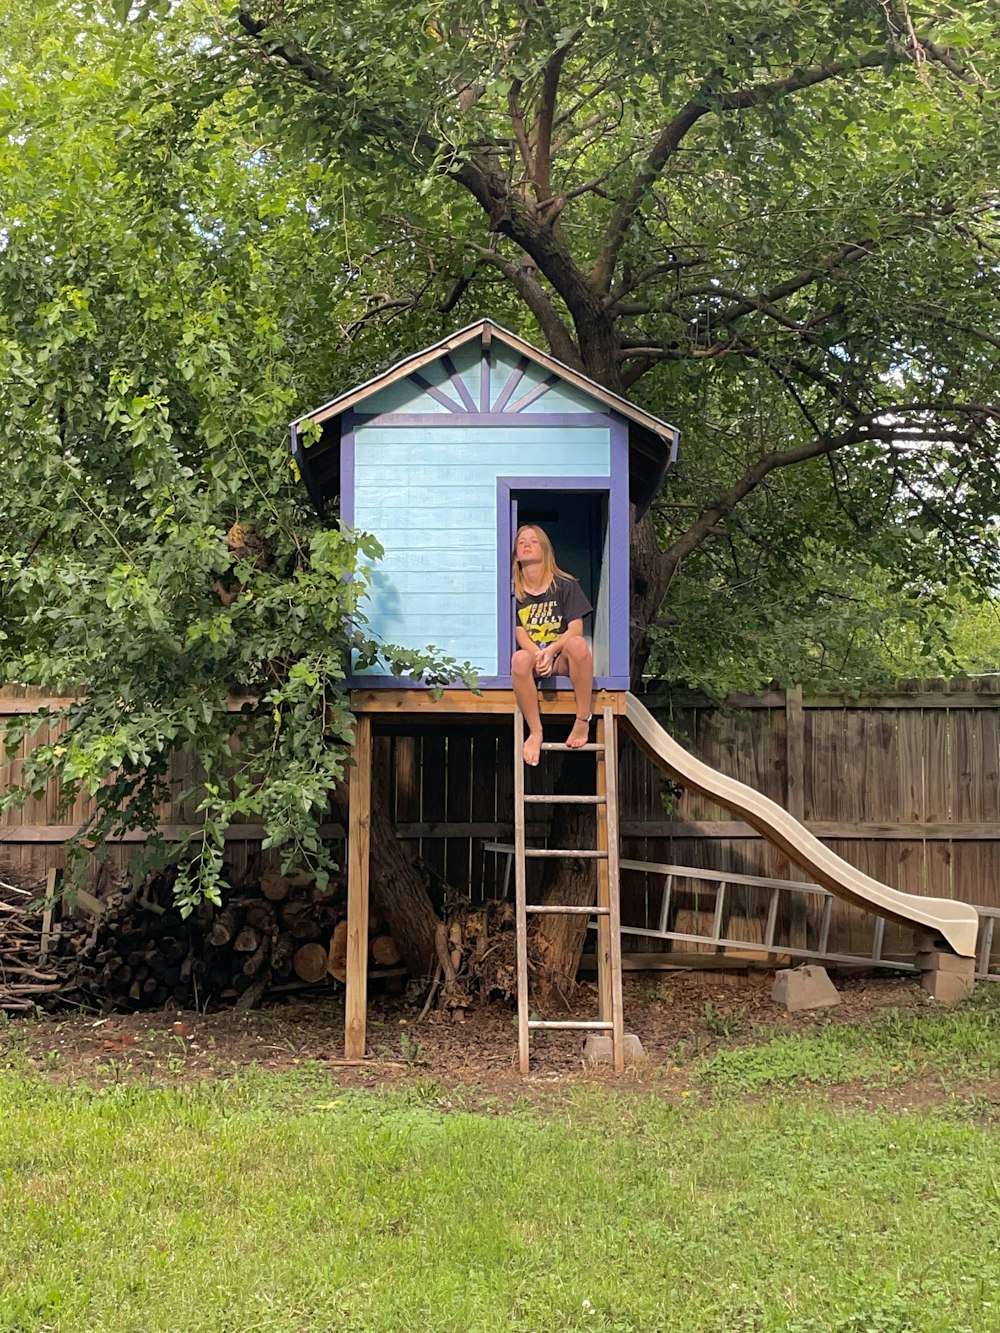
[651,689,1000,710]
[39,867,57,960]
[350,688,628,717]
[345,715,372,1059]
[8,817,1000,847]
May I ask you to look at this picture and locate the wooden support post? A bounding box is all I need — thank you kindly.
[514,711,530,1075]
[603,708,625,1075]
[785,685,809,948]
[785,685,805,823]
[345,714,372,1059]
[595,713,612,1027]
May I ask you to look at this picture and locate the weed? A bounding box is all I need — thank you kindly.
[702,1000,746,1039]
[398,1030,424,1065]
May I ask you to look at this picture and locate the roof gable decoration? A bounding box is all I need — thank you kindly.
[290,320,679,519]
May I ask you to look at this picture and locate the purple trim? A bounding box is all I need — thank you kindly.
[349,671,509,693]
[497,481,515,679]
[497,474,621,689]
[608,417,631,682]
[480,343,491,413]
[442,354,478,413]
[407,371,463,413]
[500,475,612,490]
[351,411,614,428]
[340,418,356,528]
[491,356,529,413]
[510,374,560,413]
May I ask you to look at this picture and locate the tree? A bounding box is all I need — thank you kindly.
[214,0,1000,982]
[3,0,1000,992]
[0,0,473,972]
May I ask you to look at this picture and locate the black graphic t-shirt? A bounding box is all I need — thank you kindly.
[516,576,592,649]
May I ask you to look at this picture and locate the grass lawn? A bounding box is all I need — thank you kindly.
[3,996,1000,1332]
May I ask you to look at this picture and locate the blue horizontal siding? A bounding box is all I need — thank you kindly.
[363,504,497,531]
[351,418,610,680]
[355,425,609,464]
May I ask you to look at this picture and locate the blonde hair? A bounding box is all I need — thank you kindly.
[512,524,571,600]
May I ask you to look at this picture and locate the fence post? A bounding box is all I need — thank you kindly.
[785,685,809,946]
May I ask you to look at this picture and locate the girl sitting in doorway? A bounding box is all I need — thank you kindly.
[511,524,593,766]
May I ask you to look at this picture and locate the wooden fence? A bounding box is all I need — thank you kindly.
[3,680,1000,963]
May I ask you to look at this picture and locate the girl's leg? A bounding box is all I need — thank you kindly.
[556,638,594,748]
[512,649,544,765]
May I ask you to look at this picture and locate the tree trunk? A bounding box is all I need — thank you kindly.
[330,782,439,980]
[532,807,599,1005]
[530,742,605,1003]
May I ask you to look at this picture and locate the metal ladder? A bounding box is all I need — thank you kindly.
[513,703,625,1073]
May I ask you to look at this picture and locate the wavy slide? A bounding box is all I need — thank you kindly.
[624,693,979,959]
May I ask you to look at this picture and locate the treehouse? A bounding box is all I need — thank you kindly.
[289,321,979,1073]
[290,319,679,691]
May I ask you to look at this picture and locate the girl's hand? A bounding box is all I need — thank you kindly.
[534,649,553,676]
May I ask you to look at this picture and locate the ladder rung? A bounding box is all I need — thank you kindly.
[524,848,607,859]
[527,905,609,916]
[523,794,605,805]
[528,1020,614,1031]
[540,742,605,751]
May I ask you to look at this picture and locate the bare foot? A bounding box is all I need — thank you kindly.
[523,731,543,766]
[566,716,591,749]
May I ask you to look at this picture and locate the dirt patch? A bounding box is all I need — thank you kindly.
[2,968,946,1100]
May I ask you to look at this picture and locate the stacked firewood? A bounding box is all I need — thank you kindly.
[77,867,404,1012]
[0,863,404,1014]
[425,898,524,1015]
[0,871,92,1012]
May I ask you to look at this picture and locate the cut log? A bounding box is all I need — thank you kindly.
[330,782,438,977]
[370,934,402,967]
[245,900,278,931]
[243,935,271,977]
[271,933,295,978]
[260,870,291,902]
[235,969,272,1011]
[293,942,329,984]
[233,925,262,953]
[207,904,241,948]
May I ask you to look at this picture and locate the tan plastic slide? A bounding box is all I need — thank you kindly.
[624,693,979,959]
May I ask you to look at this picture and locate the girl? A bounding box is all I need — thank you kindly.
[511,524,594,766]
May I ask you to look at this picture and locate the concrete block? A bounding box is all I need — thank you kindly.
[915,950,975,977]
[771,965,841,1012]
[583,1032,645,1065]
[921,969,974,1004]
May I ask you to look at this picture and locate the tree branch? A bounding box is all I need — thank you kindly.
[529,32,579,200]
[467,244,580,366]
[590,49,892,293]
[641,404,1000,623]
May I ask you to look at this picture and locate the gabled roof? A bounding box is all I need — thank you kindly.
[290,319,678,518]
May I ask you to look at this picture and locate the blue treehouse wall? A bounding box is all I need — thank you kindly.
[290,321,678,693]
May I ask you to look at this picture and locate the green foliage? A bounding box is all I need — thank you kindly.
[203,0,1000,688]
[0,2,476,907]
